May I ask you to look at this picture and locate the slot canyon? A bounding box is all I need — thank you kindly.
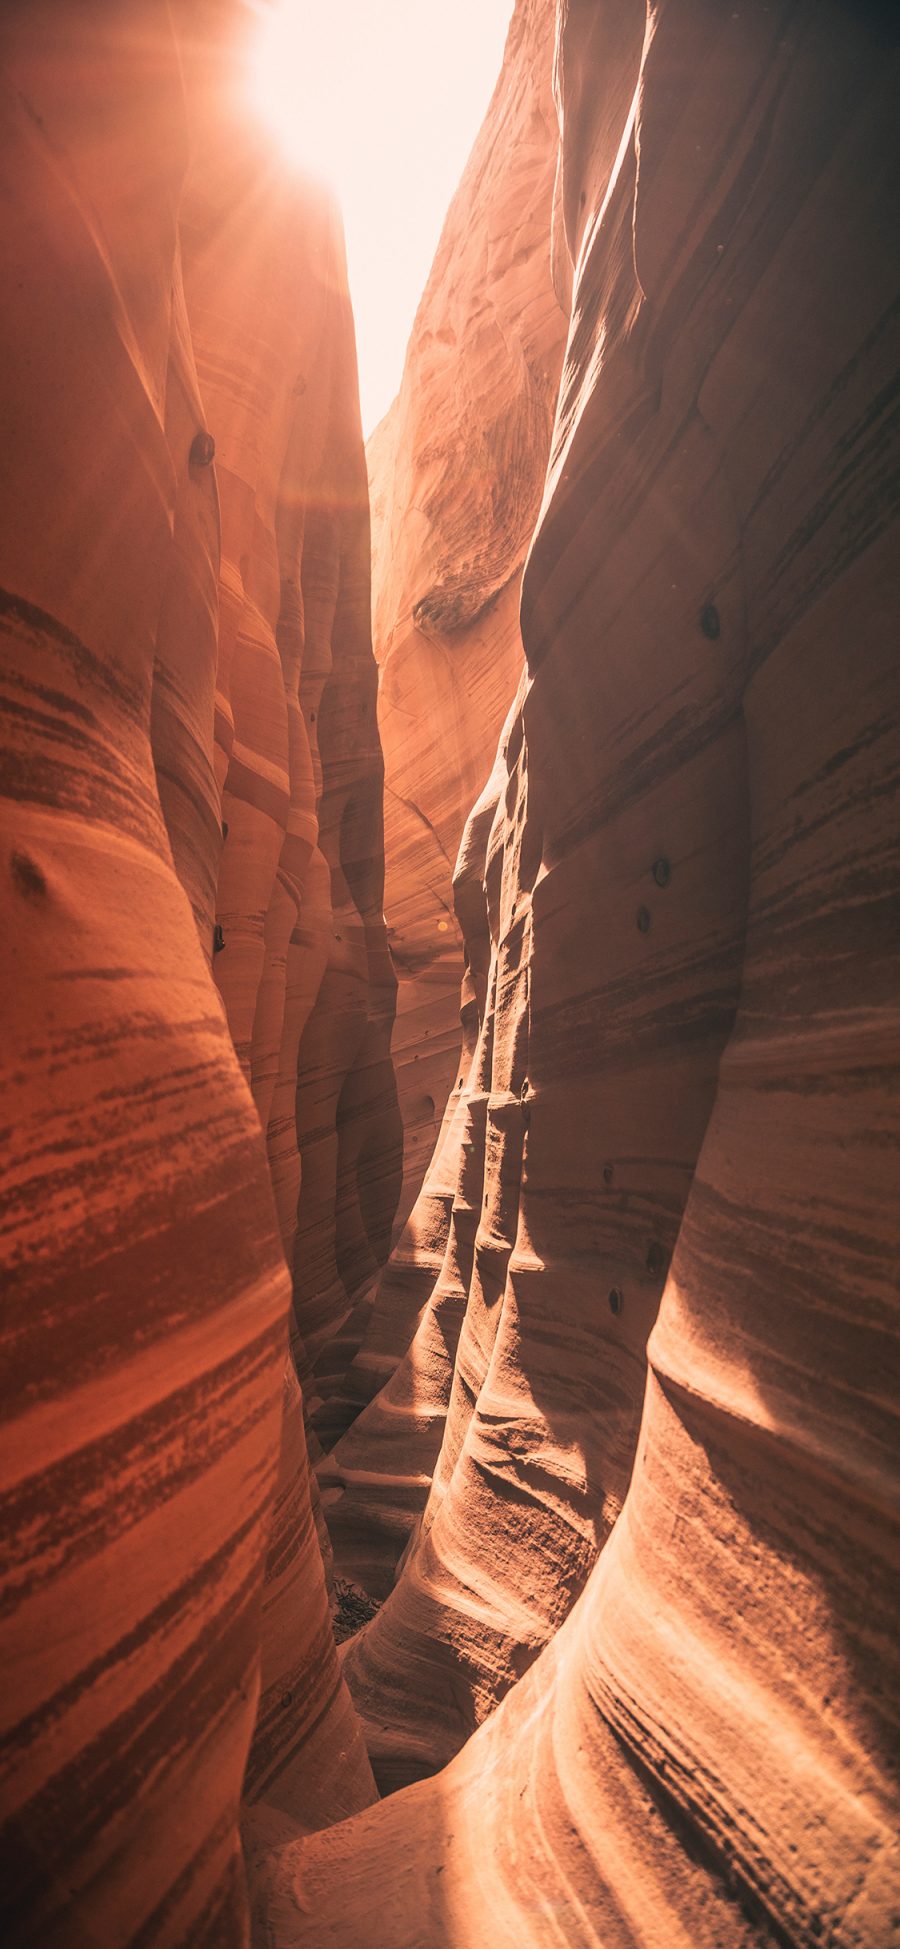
[1,1,898,1943]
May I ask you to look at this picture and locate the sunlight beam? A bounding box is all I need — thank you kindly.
[246,0,513,435]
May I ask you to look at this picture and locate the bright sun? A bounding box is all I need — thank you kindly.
[246,0,513,436]
[248,5,359,188]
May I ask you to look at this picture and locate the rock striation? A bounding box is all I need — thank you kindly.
[369,0,567,1237]
[262,0,900,1942]
[177,59,395,1820]
[315,0,569,1566]
[179,28,402,1455]
[320,705,523,1602]
[3,2,900,1946]
[0,3,393,1938]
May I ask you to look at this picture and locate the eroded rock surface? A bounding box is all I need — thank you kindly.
[3,2,899,1946]
[370,0,567,1236]
[0,3,390,1937]
[320,704,523,1601]
[266,1,900,1942]
[314,0,569,1564]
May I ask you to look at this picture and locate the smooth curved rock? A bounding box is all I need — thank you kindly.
[5,1,899,1942]
[150,266,221,959]
[371,0,567,1237]
[320,708,521,1601]
[0,9,282,1939]
[288,302,403,1436]
[316,0,568,1552]
[0,5,383,1936]
[262,1,900,1940]
[175,25,384,1829]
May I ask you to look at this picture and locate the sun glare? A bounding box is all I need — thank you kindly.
[247,0,513,436]
[248,6,353,186]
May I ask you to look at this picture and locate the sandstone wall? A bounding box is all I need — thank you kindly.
[272,2,900,1942]
[370,0,567,1235]
[0,4,392,1938]
[3,2,899,1944]
[314,0,569,1552]
[178,27,402,1462]
[320,700,524,1604]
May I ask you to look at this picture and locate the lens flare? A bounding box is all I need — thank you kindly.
[246,0,513,435]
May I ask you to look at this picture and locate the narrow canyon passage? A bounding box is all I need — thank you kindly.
[1,5,899,1948]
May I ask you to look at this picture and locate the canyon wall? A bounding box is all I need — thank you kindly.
[370,0,567,1234]
[179,24,402,1463]
[267,0,900,1942]
[314,0,569,1553]
[320,708,523,1608]
[3,2,899,1947]
[0,4,392,1939]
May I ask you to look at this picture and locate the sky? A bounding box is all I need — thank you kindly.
[248,0,514,437]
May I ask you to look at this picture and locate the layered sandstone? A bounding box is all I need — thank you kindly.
[0,4,387,1938]
[263,2,900,1943]
[179,36,402,1447]
[3,2,899,1945]
[179,121,377,1829]
[314,0,569,1561]
[370,0,567,1236]
[320,707,522,1601]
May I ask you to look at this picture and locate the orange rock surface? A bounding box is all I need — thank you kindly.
[3,2,900,1946]
[319,702,523,1603]
[262,0,900,1941]
[0,3,388,1937]
[315,0,569,1557]
[369,0,567,1236]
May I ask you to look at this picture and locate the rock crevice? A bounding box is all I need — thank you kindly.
[2,3,899,1947]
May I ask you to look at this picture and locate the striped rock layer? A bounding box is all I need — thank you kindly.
[263,1,900,1943]
[178,22,402,1460]
[0,3,391,1940]
[316,0,569,1572]
[367,0,567,1243]
[320,701,524,1602]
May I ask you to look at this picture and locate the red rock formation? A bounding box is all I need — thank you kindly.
[370,0,567,1236]
[172,17,400,1815]
[288,334,403,1439]
[0,10,278,1938]
[151,271,221,959]
[319,700,523,1601]
[0,3,386,1935]
[176,19,390,1833]
[4,2,899,1944]
[314,0,568,1568]
[259,1,900,1941]
[179,19,401,1368]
